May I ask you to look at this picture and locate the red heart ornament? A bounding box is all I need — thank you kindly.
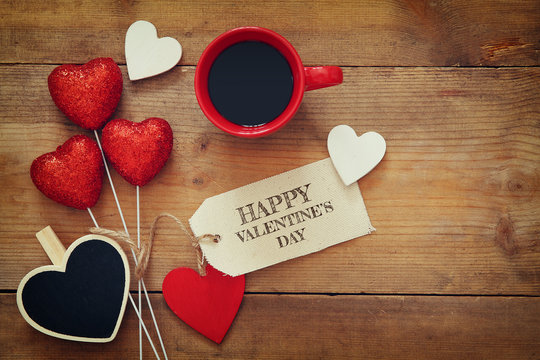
[162,265,245,344]
[48,58,123,130]
[101,117,173,186]
[30,135,104,209]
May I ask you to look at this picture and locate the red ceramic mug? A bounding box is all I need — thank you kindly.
[194,26,343,138]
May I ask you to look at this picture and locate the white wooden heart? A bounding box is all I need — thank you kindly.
[327,125,386,186]
[125,20,182,81]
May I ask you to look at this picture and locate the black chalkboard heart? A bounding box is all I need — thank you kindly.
[17,234,130,342]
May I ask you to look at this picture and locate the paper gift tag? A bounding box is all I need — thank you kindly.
[190,158,375,276]
[17,226,130,342]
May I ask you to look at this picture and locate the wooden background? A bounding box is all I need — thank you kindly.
[1,0,539,358]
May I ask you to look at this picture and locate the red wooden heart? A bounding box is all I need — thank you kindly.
[30,135,104,209]
[48,57,123,130]
[101,117,173,186]
[162,265,245,344]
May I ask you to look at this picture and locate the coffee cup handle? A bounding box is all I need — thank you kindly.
[304,66,343,91]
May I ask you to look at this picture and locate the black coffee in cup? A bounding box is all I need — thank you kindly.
[208,41,294,127]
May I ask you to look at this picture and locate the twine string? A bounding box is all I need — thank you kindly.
[90,212,219,278]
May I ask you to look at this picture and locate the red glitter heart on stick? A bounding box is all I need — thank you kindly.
[101,118,173,186]
[30,135,104,209]
[48,58,123,130]
[162,265,245,344]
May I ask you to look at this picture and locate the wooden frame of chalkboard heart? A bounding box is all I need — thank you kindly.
[16,233,130,343]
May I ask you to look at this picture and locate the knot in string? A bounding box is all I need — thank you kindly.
[90,212,219,278]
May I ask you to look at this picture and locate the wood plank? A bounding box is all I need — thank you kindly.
[1,0,538,66]
[1,293,538,359]
[1,65,538,294]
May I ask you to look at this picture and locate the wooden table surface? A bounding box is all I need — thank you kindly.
[1,1,539,359]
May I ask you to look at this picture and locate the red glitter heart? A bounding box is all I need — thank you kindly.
[30,135,104,210]
[162,265,245,344]
[48,58,123,130]
[101,118,173,186]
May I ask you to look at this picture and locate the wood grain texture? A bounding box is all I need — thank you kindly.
[1,0,538,66]
[1,293,538,359]
[1,1,539,358]
[1,65,538,294]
